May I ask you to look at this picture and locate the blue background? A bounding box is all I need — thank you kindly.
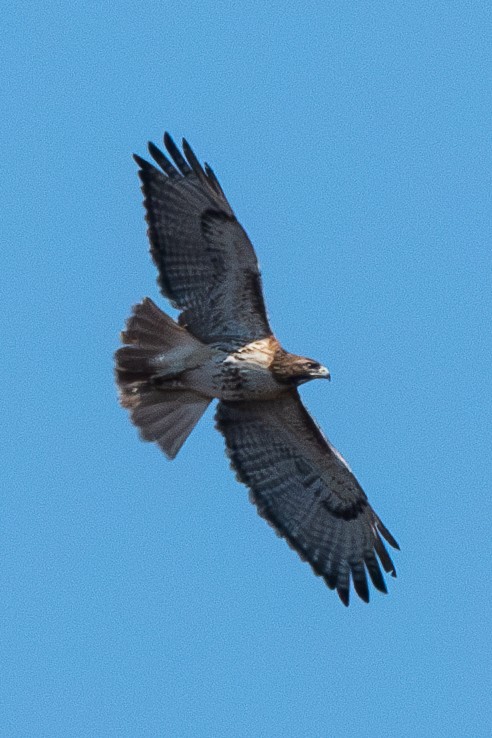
[1,3,490,736]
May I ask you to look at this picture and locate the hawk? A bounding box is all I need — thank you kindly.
[115,133,399,605]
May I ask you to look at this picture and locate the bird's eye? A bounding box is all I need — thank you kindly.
[306,362,318,370]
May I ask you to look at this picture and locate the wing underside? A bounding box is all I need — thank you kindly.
[215,391,399,605]
[134,133,272,348]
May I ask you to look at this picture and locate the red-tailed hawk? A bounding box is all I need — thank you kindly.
[115,133,399,606]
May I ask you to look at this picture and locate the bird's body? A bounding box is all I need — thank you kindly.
[182,336,286,401]
[183,338,331,401]
[115,132,399,605]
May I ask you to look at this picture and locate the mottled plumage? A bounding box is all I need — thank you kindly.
[115,133,399,605]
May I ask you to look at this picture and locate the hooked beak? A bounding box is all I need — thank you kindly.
[317,365,331,381]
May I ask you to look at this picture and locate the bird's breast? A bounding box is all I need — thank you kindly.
[213,337,284,400]
[216,358,282,400]
[225,336,278,366]
[183,336,286,400]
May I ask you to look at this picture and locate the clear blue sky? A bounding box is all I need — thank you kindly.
[1,3,490,736]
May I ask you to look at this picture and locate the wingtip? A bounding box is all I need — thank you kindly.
[133,153,147,168]
[147,140,162,163]
[163,131,180,158]
[377,520,400,550]
[353,579,370,603]
[337,588,350,607]
[388,535,400,551]
[181,137,197,162]
[181,137,192,157]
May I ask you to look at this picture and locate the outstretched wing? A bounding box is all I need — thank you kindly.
[215,391,399,605]
[134,133,272,348]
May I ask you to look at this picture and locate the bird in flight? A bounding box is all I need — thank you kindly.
[115,132,399,606]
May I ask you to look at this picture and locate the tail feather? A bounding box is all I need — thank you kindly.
[115,298,210,458]
[120,297,196,350]
[130,387,210,459]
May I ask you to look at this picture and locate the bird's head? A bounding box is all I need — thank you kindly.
[272,351,331,386]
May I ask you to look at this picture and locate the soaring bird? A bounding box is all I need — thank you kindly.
[115,133,399,605]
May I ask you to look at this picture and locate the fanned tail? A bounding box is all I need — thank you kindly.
[115,298,210,458]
